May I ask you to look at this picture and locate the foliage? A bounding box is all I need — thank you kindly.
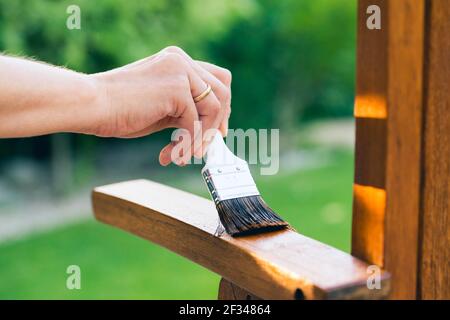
[208,0,356,129]
[0,0,356,161]
[0,0,251,72]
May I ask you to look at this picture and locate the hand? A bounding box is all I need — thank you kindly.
[90,46,232,166]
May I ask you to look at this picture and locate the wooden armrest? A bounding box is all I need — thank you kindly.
[92,179,390,300]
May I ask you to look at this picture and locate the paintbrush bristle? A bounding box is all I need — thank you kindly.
[202,132,290,237]
[216,195,289,237]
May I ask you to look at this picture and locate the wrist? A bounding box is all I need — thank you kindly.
[74,73,110,136]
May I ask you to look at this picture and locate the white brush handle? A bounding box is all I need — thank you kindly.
[202,131,259,201]
[204,131,240,166]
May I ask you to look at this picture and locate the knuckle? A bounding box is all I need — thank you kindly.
[220,68,232,86]
[164,45,185,55]
[213,82,231,102]
[161,52,185,66]
[216,83,231,103]
[216,67,232,87]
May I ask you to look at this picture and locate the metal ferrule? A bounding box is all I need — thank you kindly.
[201,163,260,204]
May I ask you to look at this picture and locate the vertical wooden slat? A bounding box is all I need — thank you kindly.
[353,0,425,299]
[384,0,425,300]
[352,0,388,268]
[419,0,450,300]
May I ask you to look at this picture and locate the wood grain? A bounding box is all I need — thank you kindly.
[353,0,425,299]
[218,278,262,300]
[92,179,390,300]
[384,0,425,300]
[419,0,450,300]
[352,0,389,268]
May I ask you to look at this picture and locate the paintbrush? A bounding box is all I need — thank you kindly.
[201,132,289,236]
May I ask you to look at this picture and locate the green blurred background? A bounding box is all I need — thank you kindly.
[0,0,356,299]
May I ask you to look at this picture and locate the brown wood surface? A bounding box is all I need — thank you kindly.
[354,0,450,299]
[92,179,390,300]
[384,0,425,300]
[353,0,390,268]
[418,0,450,300]
[218,278,262,300]
[353,0,425,299]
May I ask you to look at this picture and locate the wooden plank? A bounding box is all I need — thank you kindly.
[353,0,425,299]
[384,0,425,300]
[419,0,450,300]
[218,278,262,300]
[352,0,389,267]
[92,179,390,300]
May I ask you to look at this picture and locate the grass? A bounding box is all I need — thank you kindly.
[0,149,354,299]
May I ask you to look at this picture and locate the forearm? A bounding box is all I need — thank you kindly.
[0,55,102,138]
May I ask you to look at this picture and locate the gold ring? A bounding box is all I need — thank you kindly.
[193,84,212,103]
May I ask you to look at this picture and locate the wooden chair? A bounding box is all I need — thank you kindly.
[92,0,449,300]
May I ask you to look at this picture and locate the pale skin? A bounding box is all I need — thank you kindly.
[0,46,232,166]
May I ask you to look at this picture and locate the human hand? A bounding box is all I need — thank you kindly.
[90,46,232,166]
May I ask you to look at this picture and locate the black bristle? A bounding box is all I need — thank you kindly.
[216,195,289,237]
